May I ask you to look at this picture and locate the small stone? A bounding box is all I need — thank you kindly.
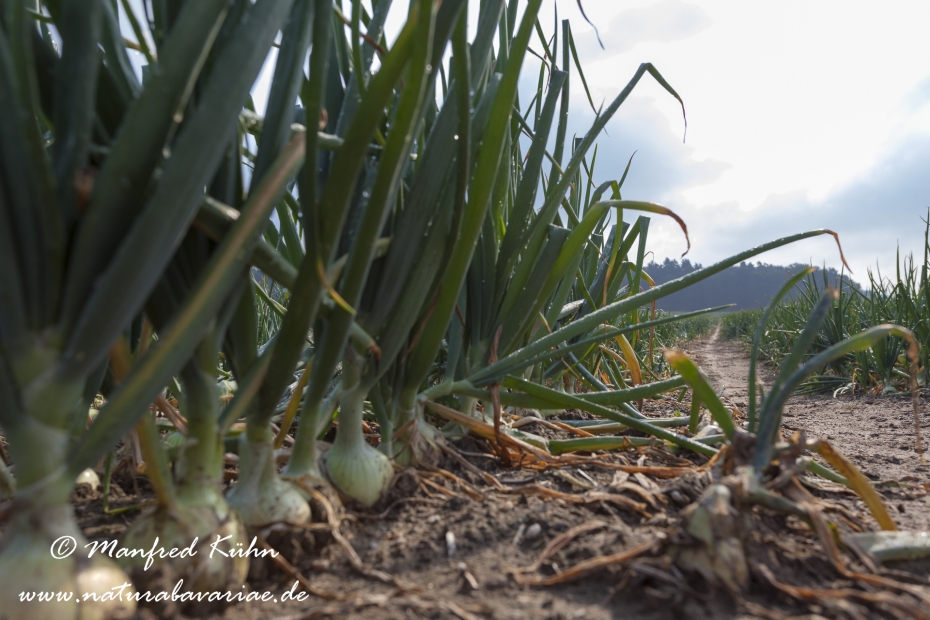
[695,425,723,440]
[446,531,456,557]
[524,523,542,541]
[484,577,508,590]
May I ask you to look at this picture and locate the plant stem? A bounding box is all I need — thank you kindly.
[332,350,364,453]
[285,400,323,477]
[176,356,222,504]
[134,412,177,507]
[5,419,72,507]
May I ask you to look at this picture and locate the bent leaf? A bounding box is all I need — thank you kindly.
[812,440,896,532]
[664,350,735,440]
[845,531,930,561]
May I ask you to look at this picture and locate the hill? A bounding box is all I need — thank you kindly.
[644,259,860,312]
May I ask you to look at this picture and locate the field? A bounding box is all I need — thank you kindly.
[60,324,930,619]
[1,2,929,619]
[720,232,930,398]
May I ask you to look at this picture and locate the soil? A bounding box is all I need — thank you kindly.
[15,328,930,619]
[690,327,930,532]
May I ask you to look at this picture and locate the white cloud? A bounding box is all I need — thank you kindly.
[515,0,930,279]
[641,131,930,278]
[574,0,712,58]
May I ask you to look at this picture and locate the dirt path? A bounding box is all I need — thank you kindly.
[690,326,930,532]
[688,325,760,414]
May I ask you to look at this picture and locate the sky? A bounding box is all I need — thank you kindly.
[504,0,930,280]
[120,0,930,282]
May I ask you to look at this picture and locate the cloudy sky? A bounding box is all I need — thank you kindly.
[504,0,930,280]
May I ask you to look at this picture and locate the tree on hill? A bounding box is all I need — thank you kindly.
[644,259,860,311]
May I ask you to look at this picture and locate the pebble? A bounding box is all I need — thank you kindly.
[695,424,723,439]
[524,523,542,541]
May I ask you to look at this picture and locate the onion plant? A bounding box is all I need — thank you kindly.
[0,0,302,615]
[118,128,308,589]
[223,0,324,526]
[230,1,870,510]
[4,0,914,611]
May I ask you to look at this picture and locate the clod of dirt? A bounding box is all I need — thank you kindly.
[670,484,749,592]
